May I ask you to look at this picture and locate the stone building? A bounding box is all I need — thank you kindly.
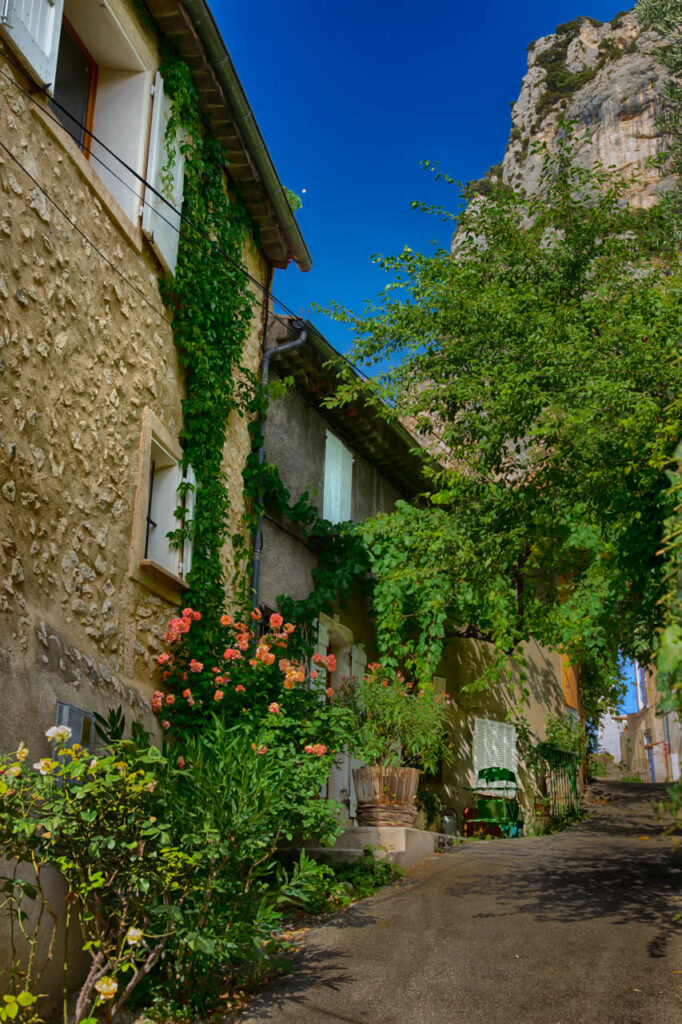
[0,0,310,762]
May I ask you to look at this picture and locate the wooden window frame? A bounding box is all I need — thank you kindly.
[57,15,98,158]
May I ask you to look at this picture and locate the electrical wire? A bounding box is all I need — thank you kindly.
[0,43,370,380]
[0,138,173,325]
[0,45,298,322]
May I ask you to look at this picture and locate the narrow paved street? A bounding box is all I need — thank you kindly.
[241,783,682,1024]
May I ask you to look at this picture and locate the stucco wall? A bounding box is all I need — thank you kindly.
[260,383,402,612]
[427,636,564,818]
[0,28,268,764]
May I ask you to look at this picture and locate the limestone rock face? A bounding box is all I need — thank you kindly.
[503,11,671,206]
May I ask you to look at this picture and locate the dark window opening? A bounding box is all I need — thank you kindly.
[48,20,96,154]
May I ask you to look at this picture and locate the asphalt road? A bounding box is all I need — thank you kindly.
[240,781,682,1024]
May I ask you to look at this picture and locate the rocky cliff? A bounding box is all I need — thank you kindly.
[501,10,671,206]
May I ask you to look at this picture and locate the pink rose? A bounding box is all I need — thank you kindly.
[268,702,280,714]
[189,659,203,673]
[214,690,224,701]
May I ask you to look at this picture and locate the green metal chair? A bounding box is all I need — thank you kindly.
[468,767,522,838]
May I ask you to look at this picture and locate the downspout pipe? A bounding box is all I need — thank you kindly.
[250,321,307,608]
[181,0,312,272]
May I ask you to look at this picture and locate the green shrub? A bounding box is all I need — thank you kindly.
[544,713,586,756]
[328,847,403,900]
[337,663,451,774]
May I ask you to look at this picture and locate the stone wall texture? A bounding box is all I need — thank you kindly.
[503,11,671,207]
[0,38,268,761]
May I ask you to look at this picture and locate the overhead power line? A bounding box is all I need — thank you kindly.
[0,138,172,325]
[0,45,368,380]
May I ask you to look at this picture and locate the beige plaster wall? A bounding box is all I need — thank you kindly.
[430,637,564,818]
[0,39,268,764]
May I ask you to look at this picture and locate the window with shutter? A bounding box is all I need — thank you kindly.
[1,0,64,88]
[322,430,353,524]
[143,439,194,581]
[55,701,94,752]
[142,70,185,275]
[473,718,516,779]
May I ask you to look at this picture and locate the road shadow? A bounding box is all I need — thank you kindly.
[443,783,682,952]
[240,901,380,1020]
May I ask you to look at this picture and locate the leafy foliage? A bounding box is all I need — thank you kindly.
[544,713,586,756]
[325,128,682,711]
[0,720,348,1019]
[326,846,403,900]
[158,54,257,627]
[637,0,682,235]
[337,663,451,774]
[636,0,682,828]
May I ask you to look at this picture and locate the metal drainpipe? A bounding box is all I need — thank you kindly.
[250,320,307,609]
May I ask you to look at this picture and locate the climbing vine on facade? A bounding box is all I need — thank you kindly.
[158,54,257,632]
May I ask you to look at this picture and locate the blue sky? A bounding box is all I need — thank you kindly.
[215,1,630,351]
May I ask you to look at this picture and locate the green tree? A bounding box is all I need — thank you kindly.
[637,0,682,232]
[327,131,682,716]
[637,0,682,817]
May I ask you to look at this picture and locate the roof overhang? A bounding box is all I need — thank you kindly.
[144,0,311,271]
[267,318,430,499]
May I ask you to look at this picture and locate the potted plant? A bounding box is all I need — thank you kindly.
[338,663,451,827]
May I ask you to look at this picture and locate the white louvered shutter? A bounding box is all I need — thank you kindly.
[142,71,185,275]
[147,458,182,573]
[323,430,353,523]
[1,0,64,88]
[473,718,516,779]
[351,643,366,682]
[180,464,196,578]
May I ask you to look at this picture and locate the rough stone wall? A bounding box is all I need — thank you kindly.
[503,11,671,207]
[0,50,268,760]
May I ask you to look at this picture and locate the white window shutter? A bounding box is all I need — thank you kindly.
[473,718,517,779]
[323,431,353,523]
[1,0,64,88]
[181,464,196,578]
[146,459,181,572]
[351,644,366,682]
[142,71,185,275]
[338,442,353,521]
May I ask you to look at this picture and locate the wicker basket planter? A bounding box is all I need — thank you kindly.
[353,765,419,826]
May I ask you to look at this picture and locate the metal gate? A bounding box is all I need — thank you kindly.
[536,742,580,818]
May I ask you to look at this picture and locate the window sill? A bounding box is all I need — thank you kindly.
[31,100,144,254]
[139,559,189,593]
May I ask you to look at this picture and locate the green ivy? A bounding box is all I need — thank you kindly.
[158,54,257,629]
